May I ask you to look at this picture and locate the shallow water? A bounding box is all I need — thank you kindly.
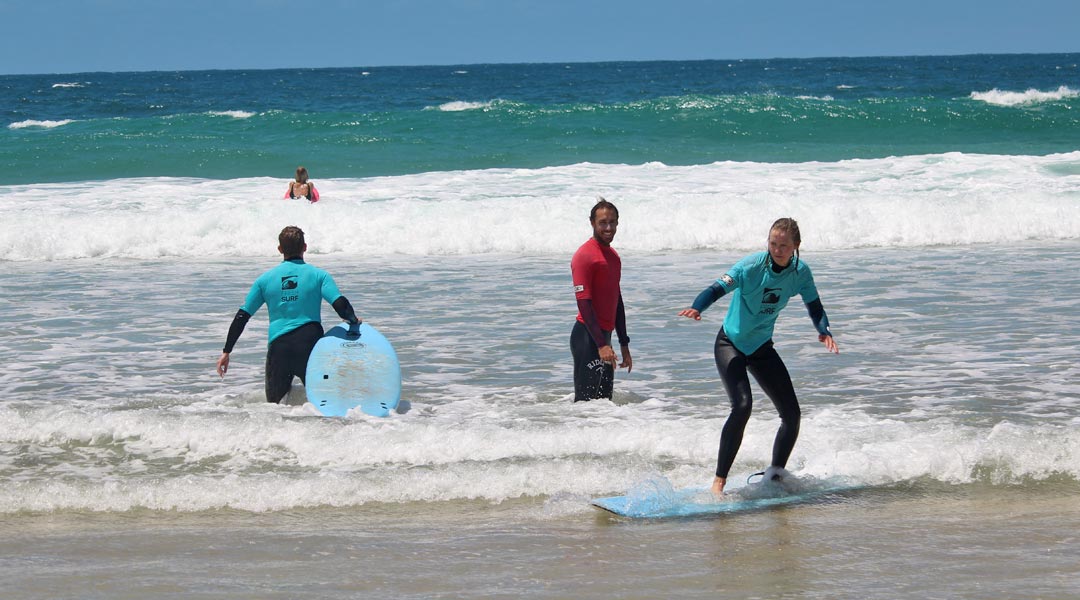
[3,482,1078,599]
[2,243,1079,596]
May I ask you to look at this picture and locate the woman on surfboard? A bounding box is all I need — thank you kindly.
[677,218,839,495]
[286,166,319,202]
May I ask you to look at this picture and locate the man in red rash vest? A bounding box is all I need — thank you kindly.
[570,197,632,401]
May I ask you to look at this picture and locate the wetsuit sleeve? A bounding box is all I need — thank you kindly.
[805,298,832,337]
[615,295,629,346]
[691,282,727,313]
[332,296,360,325]
[223,309,252,353]
[576,298,609,348]
[691,267,739,313]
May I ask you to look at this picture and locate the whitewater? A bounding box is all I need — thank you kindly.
[3,152,1079,261]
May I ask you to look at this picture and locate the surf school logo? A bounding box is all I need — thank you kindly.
[760,287,783,314]
[280,276,299,302]
[574,284,585,293]
[720,274,734,287]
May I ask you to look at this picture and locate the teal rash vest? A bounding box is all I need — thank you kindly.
[241,258,344,345]
[693,251,829,355]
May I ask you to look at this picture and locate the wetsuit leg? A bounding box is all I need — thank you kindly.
[713,330,754,478]
[264,322,325,403]
[745,341,800,470]
[570,321,614,402]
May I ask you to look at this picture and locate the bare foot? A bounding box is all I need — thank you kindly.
[711,476,726,497]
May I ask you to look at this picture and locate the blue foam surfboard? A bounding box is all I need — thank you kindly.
[591,476,858,518]
[304,322,401,417]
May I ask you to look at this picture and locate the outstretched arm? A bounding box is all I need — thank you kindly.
[679,282,727,320]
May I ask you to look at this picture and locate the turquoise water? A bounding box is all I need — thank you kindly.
[3,54,1079,184]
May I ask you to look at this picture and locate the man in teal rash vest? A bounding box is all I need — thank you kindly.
[216,226,361,403]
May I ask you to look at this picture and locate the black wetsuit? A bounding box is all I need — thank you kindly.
[713,329,800,478]
[570,320,614,402]
[263,321,325,404]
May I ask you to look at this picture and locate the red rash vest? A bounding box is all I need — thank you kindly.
[571,237,622,331]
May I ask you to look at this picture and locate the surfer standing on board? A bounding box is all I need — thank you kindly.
[570,197,633,402]
[677,218,839,495]
[216,226,361,403]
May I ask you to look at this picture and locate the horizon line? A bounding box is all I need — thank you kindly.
[4,50,1079,78]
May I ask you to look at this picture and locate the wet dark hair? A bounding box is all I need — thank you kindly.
[770,217,802,270]
[590,196,619,222]
[770,217,801,244]
[279,225,305,257]
[295,166,309,183]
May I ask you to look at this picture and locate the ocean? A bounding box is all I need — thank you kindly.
[2,54,1079,598]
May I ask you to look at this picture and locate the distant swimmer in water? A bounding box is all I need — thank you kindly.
[570,197,632,402]
[216,226,360,403]
[677,217,839,496]
[285,166,319,202]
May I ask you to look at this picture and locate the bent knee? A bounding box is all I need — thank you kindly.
[779,407,801,426]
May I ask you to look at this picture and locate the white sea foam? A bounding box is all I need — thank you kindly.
[8,119,75,129]
[51,82,85,89]
[432,100,494,111]
[0,398,1075,513]
[1,152,1077,261]
[677,98,720,110]
[970,85,1079,106]
[208,110,256,119]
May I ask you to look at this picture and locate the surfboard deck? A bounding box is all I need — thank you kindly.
[304,322,401,417]
[591,476,858,518]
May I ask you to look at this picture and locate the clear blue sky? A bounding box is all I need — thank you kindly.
[3,0,1078,75]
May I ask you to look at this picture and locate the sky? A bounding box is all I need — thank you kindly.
[2,0,1079,75]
